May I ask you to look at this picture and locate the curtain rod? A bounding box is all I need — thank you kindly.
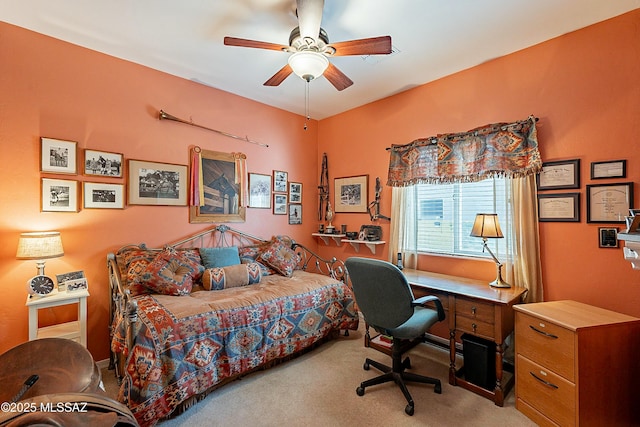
[385,116,539,151]
[159,110,269,148]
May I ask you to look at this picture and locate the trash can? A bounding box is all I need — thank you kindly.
[461,333,496,390]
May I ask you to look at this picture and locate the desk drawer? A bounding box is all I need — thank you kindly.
[456,316,494,339]
[515,312,575,382]
[516,354,575,427]
[456,297,494,323]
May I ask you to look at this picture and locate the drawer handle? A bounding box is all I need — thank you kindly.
[471,307,477,315]
[529,325,558,339]
[529,371,559,389]
[472,323,477,332]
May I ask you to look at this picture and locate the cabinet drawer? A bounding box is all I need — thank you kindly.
[456,316,494,339]
[515,312,575,381]
[516,354,575,427]
[456,297,494,323]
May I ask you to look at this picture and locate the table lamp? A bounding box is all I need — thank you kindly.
[470,214,511,288]
[16,231,64,276]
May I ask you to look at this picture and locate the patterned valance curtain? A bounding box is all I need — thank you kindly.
[387,116,542,186]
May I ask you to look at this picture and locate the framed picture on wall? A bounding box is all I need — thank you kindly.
[590,160,626,179]
[128,159,188,206]
[288,204,302,224]
[273,193,287,215]
[586,182,634,223]
[42,178,79,212]
[289,182,302,203]
[536,159,580,190]
[248,173,271,209]
[84,149,124,177]
[537,193,580,222]
[334,175,368,213]
[41,137,77,174]
[598,227,619,248]
[273,170,288,193]
[83,182,124,209]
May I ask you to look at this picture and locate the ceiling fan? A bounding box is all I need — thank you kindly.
[223,0,392,91]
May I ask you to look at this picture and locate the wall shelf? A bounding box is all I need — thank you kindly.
[312,233,346,246]
[341,239,386,254]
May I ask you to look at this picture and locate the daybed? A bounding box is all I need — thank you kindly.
[107,225,359,427]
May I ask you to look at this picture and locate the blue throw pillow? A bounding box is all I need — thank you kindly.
[199,247,241,268]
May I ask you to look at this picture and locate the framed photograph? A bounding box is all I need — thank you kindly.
[591,160,626,179]
[42,178,79,212]
[83,182,124,209]
[273,194,287,215]
[128,159,188,206]
[190,149,246,223]
[289,182,302,203]
[273,170,288,193]
[598,227,619,248]
[55,270,85,292]
[288,204,302,224]
[84,149,123,177]
[41,137,77,174]
[537,193,580,222]
[66,277,89,292]
[586,182,634,223]
[537,159,580,190]
[334,175,369,213]
[248,173,271,208]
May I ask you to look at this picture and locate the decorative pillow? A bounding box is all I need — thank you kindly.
[199,246,241,268]
[116,249,158,296]
[202,262,262,290]
[258,239,299,278]
[238,244,276,275]
[140,248,196,295]
[179,248,206,281]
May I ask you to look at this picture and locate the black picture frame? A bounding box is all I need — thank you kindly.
[536,159,580,190]
[586,182,634,223]
[537,193,580,222]
[590,160,626,179]
[598,227,619,248]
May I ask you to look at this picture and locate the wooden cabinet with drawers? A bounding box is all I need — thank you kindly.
[514,300,640,426]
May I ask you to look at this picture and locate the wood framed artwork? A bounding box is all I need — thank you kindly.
[128,159,188,206]
[190,149,246,223]
[537,193,580,222]
[590,160,626,179]
[42,178,79,212]
[273,194,287,215]
[83,182,124,209]
[334,175,368,213]
[41,137,77,174]
[248,173,271,209]
[536,159,580,190]
[84,149,123,177]
[586,182,634,223]
[273,170,288,193]
[288,204,302,224]
[289,182,302,203]
[598,227,619,248]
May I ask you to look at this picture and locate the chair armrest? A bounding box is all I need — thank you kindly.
[412,295,445,321]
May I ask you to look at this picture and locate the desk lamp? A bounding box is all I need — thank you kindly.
[470,214,511,288]
[16,231,64,296]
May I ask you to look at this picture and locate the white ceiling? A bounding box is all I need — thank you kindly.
[3,0,639,119]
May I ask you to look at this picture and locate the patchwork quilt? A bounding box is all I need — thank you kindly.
[111,270,358,426]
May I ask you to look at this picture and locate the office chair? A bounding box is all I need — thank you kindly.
[345,257,445,416]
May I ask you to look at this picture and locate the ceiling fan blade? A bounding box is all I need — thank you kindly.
[296,0,324,41]
[224,36,289,52]
[324,62,353,91]
[328,36,392,56]
[264,64,294,86]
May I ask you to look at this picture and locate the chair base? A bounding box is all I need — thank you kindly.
[356,354,441,416]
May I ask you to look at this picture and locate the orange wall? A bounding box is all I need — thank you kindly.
[0,22,320,359]
[2,10,640,361]
[317,9,640,317]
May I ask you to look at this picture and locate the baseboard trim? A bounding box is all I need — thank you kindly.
[96,358,110,370]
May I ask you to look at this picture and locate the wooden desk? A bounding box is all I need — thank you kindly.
[403,269,527,406]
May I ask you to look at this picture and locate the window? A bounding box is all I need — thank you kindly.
[415,177,511,258]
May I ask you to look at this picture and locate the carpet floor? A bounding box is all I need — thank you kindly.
[101,321,536,427]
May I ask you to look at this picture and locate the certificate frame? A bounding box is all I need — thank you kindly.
[536,159,580,190]
[590,159,626,179]
[538,193,580,222]
[586,182,634,223]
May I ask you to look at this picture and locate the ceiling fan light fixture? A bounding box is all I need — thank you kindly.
[288,51,329,82]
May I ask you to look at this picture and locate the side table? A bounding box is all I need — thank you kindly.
[26,289,89,347]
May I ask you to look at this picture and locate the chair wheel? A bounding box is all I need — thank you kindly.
[363,362,370,370]
[356,386,365,396]
[434,383,442,394]
[405,404,414,416]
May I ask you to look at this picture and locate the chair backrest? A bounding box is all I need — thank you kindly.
[345,257,415,330]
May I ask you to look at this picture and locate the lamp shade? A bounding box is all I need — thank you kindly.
[288,51,329,82]
[16,231,64,260]
[470,214,504,239]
